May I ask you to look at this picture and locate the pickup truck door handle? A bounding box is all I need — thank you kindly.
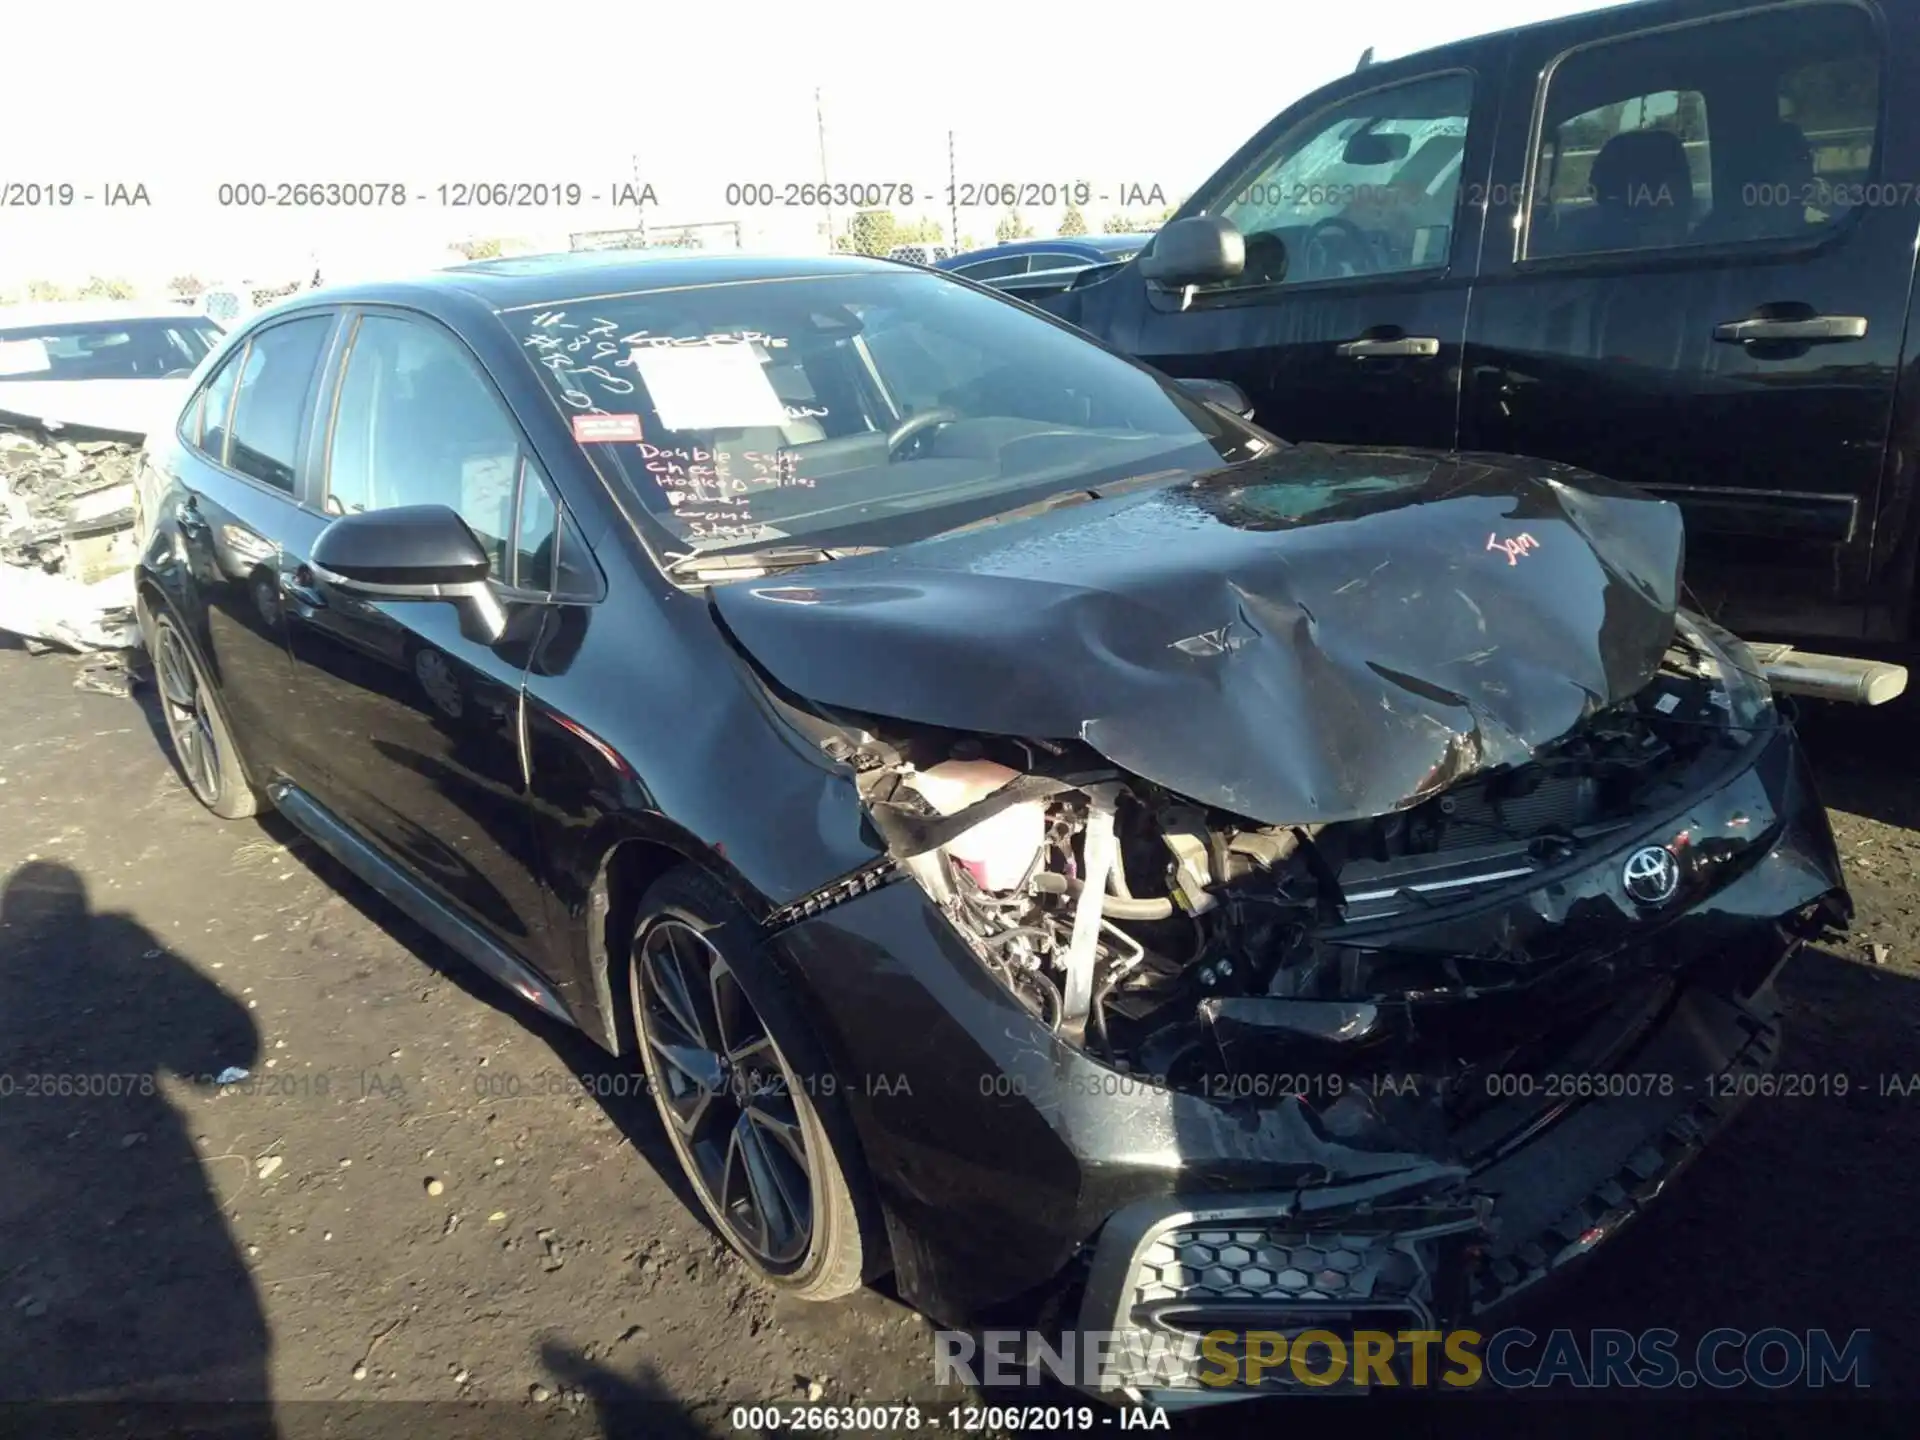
[1337,335,1441,358]
[1713,315,1868,344]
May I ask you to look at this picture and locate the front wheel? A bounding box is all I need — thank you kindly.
[628,865,876,1299]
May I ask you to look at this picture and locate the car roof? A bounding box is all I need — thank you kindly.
[0,299,214,329]
[299,249,921,315]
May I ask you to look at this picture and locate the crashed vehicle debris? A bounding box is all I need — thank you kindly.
[0,301,219,669]
[136,254,1849,1406]
[0,424,144,658]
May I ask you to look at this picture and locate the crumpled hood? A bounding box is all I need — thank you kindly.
[712,446,1684,825]
[0,378,189,440]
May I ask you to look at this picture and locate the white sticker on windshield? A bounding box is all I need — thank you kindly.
[0,338,52,376]
[631,344,788,431]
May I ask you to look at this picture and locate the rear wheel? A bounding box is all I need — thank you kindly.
[628,866,873,1299]
[147,610,262,820]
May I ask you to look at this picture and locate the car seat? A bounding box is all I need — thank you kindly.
[1556,129,1696,254]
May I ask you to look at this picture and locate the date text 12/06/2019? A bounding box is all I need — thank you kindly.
[719,181,1170,210]
[726,1403,1169,1431]
[210,181,659,208]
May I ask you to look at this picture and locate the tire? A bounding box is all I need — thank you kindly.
[627,865,876,1300]
[145,607,263,820]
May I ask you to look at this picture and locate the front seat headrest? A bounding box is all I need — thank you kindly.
[1588,128,1694,212]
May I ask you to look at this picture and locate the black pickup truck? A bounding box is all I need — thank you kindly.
[1044,0,1915,702]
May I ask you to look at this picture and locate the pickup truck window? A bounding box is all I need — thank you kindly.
[1525,1,1881,260]
[1200,71,1472,292]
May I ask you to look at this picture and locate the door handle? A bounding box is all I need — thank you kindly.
[1713,315,1868,344]
[1337,335,1441,358]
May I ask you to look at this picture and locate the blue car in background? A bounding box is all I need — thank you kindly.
[936,234,1156,300]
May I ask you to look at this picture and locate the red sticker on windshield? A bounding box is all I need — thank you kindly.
[572,413,644,443]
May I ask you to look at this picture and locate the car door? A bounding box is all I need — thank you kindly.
[1461,0,1910,642]
[1058,43,1504,449]
[278,308,579,954]
[160,310,341,789]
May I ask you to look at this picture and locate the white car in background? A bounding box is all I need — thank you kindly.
[0,301,226,440]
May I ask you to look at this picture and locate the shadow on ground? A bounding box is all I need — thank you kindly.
[0,859,275,1432]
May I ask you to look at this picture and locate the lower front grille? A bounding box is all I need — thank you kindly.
[1077,1197,1485,1397]
[1133,1227,1427,1312]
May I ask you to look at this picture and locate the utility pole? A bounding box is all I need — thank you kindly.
[816,88,833,252]
[632,153,647,247]
[948,130,959,249]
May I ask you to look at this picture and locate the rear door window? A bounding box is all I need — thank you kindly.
[1524,1,1882,258]
[226,316,331,492]
[192,347,246,463]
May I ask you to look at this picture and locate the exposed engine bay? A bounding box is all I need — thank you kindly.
[837,618,1789,1098]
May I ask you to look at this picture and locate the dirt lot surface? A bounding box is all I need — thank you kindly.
[1,636,1917,1436]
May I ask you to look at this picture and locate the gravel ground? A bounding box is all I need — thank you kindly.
[1,636,1916,1435]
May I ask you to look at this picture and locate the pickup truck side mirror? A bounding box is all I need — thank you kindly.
[1137,216,1247,287]
[1175,377,1255,419]
[310,504,508,644]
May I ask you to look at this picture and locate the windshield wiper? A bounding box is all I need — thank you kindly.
[931,468,1191,539]
[663,544,885,582]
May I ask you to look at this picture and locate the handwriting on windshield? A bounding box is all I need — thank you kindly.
[1487,532,1539,565]
[525,313,827,541]
[643,443,818,540]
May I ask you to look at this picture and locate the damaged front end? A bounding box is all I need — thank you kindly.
[831,610,1841,1102]
[0,422,144,657]
[720,450,1849,1400]
[771,611,1846,1401]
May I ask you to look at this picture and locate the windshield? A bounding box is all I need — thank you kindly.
[0,317,223,382]
[501,269,1263,558]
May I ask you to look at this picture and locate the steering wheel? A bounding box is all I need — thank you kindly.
[1302,216,1378,278]
[886,407,959,460]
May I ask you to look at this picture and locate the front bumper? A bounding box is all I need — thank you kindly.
[1073,977,1784,1403]
[769,720,1845,1358]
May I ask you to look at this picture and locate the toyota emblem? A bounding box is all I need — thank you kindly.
[1622,845,1681,906]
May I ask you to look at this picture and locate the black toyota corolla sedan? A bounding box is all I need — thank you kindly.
[134,250,1849,1403]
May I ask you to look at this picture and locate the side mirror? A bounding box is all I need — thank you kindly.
[1175,377,1255,419]
[1137,216,1246,287]
[1342,132,1410,166]
[310,504,508,643]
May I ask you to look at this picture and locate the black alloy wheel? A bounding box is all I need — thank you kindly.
[637,917,814,1267]
[628,867,872,1298]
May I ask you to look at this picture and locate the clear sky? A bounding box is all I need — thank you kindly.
[1,0,1630,289]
